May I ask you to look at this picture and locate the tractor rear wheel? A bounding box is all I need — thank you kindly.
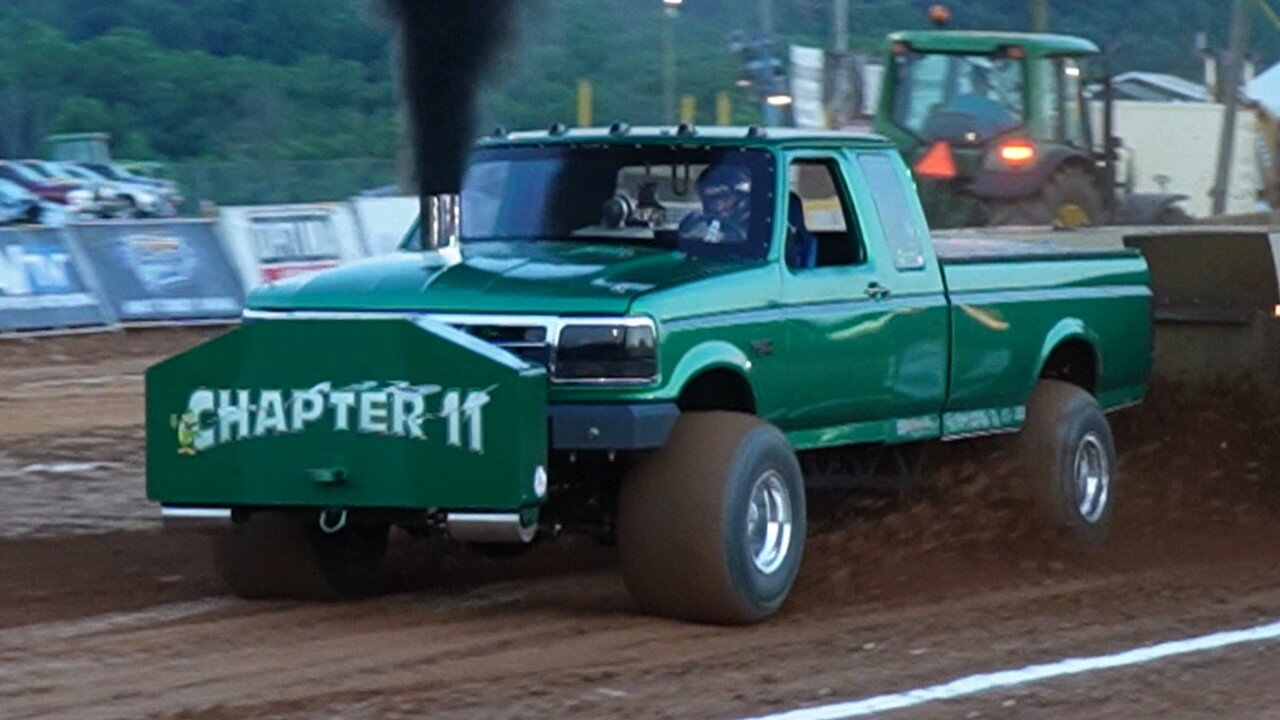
[990,164,1107,229]
[218,512,388,599]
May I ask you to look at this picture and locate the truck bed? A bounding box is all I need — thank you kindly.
[931,233,1139,265]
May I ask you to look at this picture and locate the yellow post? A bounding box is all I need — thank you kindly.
[577,79,594,127]
[716,92,732,126]
[680,95,698,125]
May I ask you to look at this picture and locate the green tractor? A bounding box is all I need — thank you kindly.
[873,30,1188,229]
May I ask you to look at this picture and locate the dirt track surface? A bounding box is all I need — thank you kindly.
[2,329,1280,720]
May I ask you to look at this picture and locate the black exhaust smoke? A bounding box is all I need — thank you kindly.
[385,0,519,248]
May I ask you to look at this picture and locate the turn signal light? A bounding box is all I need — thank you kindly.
[915,141,957,180]
[998,140,1037,167]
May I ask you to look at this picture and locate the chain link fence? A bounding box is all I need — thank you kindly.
[166,158,401,213]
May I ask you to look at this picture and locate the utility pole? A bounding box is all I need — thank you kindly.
[834,0,848,53]
[831,0,852,128]
[1030,0,1048,32]
[1213,0,1251,215]
[760,0,780,125]
[662,0,682,124]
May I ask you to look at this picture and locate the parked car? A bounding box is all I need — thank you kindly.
[21,160,128,218]
[77,161,183,207]
[52,162,177,218]
[0,177,43,225]
[0,161,103,218]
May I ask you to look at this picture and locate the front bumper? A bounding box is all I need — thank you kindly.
[548,403,679,450]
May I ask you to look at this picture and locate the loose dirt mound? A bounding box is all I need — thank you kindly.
[797,379,1280,607]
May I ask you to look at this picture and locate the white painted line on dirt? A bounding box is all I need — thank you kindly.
[740,619,1280,720]
[16,374,143,390]
[16,462,116,475]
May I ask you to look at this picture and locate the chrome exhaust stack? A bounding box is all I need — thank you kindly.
[416,193,462,265]
[422,193,460,251]
[161,506,232,530]
[446,512,537,544]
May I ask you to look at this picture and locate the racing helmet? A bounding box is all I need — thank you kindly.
[697,163,752,220]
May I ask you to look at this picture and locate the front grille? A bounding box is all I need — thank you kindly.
[453,323,552,366]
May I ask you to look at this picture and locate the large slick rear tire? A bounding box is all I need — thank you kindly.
[218,513,389,599]
[990,165,1106,229]
[618,412,806,624]
[1019,380,1117,548]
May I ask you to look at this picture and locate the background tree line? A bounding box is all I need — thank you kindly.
[0,0,1268,162]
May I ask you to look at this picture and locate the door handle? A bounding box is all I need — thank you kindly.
[864,282,891,300]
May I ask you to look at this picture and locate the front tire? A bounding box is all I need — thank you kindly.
[618,412,806,624]
[1018,380,1117,548]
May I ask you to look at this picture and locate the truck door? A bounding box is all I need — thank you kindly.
[847,151,950,435]
[778,154,900,435]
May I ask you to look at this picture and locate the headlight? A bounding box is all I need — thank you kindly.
[552,320,657,383]
[67,189,92,206]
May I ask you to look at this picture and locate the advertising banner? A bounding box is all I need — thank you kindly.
[217,204,366,290]
[351,196,418,256]
[70,220,244,323]
[0,228,110,333]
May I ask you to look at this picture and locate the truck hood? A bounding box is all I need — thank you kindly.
[248,240,755,316]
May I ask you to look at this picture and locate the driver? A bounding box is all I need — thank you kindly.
[942,65,1018,136]
[678,163,752,245]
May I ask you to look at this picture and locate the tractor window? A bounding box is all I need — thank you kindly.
[891,52,1025,144]
[1035,58,1090,148]
[1060,59,1089,149]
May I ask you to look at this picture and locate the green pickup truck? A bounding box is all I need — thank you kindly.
[148,127,1152,624]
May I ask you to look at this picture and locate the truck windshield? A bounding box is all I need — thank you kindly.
[891,52,1025,144]
[459,145,777,261]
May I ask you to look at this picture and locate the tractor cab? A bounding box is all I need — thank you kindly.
[874,31,1109,228]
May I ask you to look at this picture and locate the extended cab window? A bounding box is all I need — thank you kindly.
[786,160,863,269]
[857,153,928,271]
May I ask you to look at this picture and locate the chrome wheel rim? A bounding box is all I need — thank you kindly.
[1074,432,1110,523]
[746,470,793,575]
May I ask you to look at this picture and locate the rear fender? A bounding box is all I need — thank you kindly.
[967,147,1092,202]
[1119,193,1190,225]
[1035,318,1101,389]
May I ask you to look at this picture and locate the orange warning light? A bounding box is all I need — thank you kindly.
[914,142,957,180]
[998,140,1037,167]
